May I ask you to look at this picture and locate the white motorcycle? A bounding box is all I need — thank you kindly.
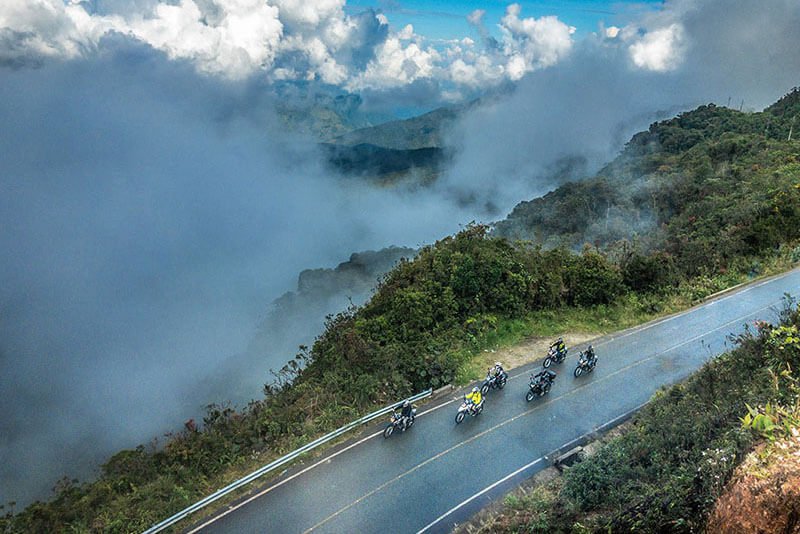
[455,397,484,424]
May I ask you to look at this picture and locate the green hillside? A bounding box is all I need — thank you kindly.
[322,143,445,184]
[496,88,800,279]
[3,89,799,533]
[328,104,469,150]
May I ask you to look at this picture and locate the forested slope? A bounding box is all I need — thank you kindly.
[496,88,800,279]
[3,89,799,533]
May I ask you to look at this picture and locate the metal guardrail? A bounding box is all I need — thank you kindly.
[143,388,433,533]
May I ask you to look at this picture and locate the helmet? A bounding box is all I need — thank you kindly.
[495,361,502,367]
[558,337,563,342]
[588,344,593,350]
[472,386,479,393]
[403,400,410,408]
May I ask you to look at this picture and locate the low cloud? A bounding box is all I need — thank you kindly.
[2,0,800,509]
[438,0,800,217]
[0,40,476,505]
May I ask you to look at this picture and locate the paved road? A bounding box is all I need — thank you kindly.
[192,268,800,534]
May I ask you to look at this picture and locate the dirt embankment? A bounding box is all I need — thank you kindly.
[707,429,800,534]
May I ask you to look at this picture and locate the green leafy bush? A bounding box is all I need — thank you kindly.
[486,304,800,533]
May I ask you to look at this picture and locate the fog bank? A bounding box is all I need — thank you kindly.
[0,41,470,505]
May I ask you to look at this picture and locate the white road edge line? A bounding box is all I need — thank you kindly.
[414,289,788,533]
[187,398,460,533]
[415,400,650,534]
[415,459,544,534]
[305,299,781,533]
[506,271,788,381]
[191,270,795,532]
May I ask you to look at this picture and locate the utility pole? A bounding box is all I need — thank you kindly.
[739,99,744,112]
[789,115,796,141]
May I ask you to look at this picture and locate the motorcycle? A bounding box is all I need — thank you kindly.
[526,370,556,401]
[543,345,568,368]
[455,398,484,424]
[573,352,597,377]
[383,407,416,438]
[480,370,508,394]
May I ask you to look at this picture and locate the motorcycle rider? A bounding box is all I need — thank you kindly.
[533,368,557,385]
[488,361,505,380]
[465,386,483,414]
[531,369,556,390]
[582,345,597,366]
[399,400,414,430]
[550,337,566,357]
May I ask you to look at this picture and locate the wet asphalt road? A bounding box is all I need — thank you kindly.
[192,268,800,534]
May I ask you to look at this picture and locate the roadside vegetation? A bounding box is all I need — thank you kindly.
[2,89,799,533]
[465,299,800,534]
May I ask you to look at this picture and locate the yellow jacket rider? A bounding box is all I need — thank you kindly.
[465,386,482,408]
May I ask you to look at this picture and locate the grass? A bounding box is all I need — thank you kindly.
[451,293,683,386]
[453,249,798,387]
[177,259,799,531]
[467,299,800,533]
[6,247,796,533]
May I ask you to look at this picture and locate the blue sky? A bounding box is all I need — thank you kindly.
[345,0,665,41]
[0,0,670,98]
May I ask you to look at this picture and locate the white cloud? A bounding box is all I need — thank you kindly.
[499,5,576,79]
[0,0,109,59]
[628,23,685,71]
[347,33,439,90]
[442,4,575,87]
[126,0,284,78]
[0,0,284,78]
[0,0,580,93]
[467,9,485,27]
[271,0,343,28]
[0,0,381,81]
[397,23,414,41]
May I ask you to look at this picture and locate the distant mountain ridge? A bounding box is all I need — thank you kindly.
[328,105,466,150]
[271,85,469,183]
[322,143,445,184]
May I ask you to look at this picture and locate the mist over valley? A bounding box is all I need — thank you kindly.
[1,0,799,513]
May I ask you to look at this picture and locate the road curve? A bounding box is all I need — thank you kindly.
[191,268,800,534]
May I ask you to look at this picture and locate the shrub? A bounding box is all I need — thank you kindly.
[622,251,677,292]
[564,251,625,306]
